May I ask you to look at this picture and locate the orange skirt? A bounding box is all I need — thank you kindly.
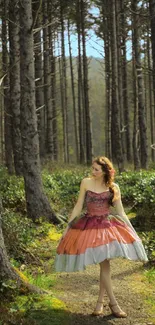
[55,214,148,272]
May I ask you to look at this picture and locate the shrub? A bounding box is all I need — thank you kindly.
[42,168,89,211]
[2,211,51,262]
[140,231,155,263]
[0,167,25,213]
[116,171,155,230]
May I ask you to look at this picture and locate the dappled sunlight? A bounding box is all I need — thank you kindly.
[46,227,62,242]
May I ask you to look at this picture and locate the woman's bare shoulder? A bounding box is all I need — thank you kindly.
[81,177,92,187]
[81,177,92,182]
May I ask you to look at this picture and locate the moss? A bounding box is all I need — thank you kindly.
[14,267,29,283]
[7,294,69,325]
[45,226,62,242]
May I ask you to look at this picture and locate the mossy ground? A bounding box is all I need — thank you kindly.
[0,224,154,325]
[0,225,70,325]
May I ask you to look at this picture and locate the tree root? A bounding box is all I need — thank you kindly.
[2,267,49,295]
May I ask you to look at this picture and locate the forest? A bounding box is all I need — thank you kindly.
[0,0,155,324]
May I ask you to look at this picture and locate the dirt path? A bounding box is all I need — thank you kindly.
[54,259,155,325]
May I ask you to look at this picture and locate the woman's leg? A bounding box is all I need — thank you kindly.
[99,259,126,315]
[97,262,106,302]
[99,259,117,305]
[93,263,106,313]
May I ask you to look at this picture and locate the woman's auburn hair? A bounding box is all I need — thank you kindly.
[92,156,118,203]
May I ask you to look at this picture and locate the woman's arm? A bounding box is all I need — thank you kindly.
[68,178,87,223]
[59,178,87,239]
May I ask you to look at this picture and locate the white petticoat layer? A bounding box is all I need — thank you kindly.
[55,239,148,272]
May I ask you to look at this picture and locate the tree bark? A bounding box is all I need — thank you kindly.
[81,0,93,165]
[9,0,23,175]
[0,201,17,279]
[33,1,45,158]
[77,0,85,164]
[43,0,53,158]
[102,0,112,159]
[60,1,69,163]
[0,97,4,164]
[149,0,155,160]
[110,0,124,171]
[19,0,58,223]
[2,0,14,174]
[147,29,155,161]
[50,31,58,161]
[68,18,79,162]
[120,0,132,162]
[132,0,148,169]
[116,0,125,161]
[132,57,140,170]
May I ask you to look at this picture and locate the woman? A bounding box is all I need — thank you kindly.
[55,156,148,318]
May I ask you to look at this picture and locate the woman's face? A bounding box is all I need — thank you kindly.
[91,162,104,179]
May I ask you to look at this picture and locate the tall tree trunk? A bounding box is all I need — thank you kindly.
[147,30,155,161]
[0,96,4,164]
[0,200,20,280]
[68,18,79,162]
[132,57,140,170]
[116,0,126,161]
[81,0,93,165]
[132,11,140,170]
[121,0,132,162]
[58,33,64,160]
[77,0,85,164]
[43,0,53,158]
[132,0,148,169]
[149,0,155,160]
[144,41,148,124]
[2,0,14,174]
[110,0,124,171]
[48,2,57,160]
[50,32,58,161]
[33,2,45,158]
[19,0,57,223]
[0,219,17,280]
[9,0,23,176]
[60,1,69,163]
[102,0,112,159]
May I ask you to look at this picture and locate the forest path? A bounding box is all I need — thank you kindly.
[54,259,155,325]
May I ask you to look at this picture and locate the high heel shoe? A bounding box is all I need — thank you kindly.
[92,300,104,316]
[109,302,127,318]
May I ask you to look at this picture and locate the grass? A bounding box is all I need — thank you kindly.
[144,267,155,284]
[7,294,69,325]
[126,267,155,324]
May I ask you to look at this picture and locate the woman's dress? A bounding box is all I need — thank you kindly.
[55,189,148,272]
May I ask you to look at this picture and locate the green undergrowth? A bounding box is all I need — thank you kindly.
[0,295,69,325]
[0,164,155,323]
[0,165,155,216]
[1,166,155,263]
[144,267,155,284]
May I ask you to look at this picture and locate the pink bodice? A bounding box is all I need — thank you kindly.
[85,190,111,217]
